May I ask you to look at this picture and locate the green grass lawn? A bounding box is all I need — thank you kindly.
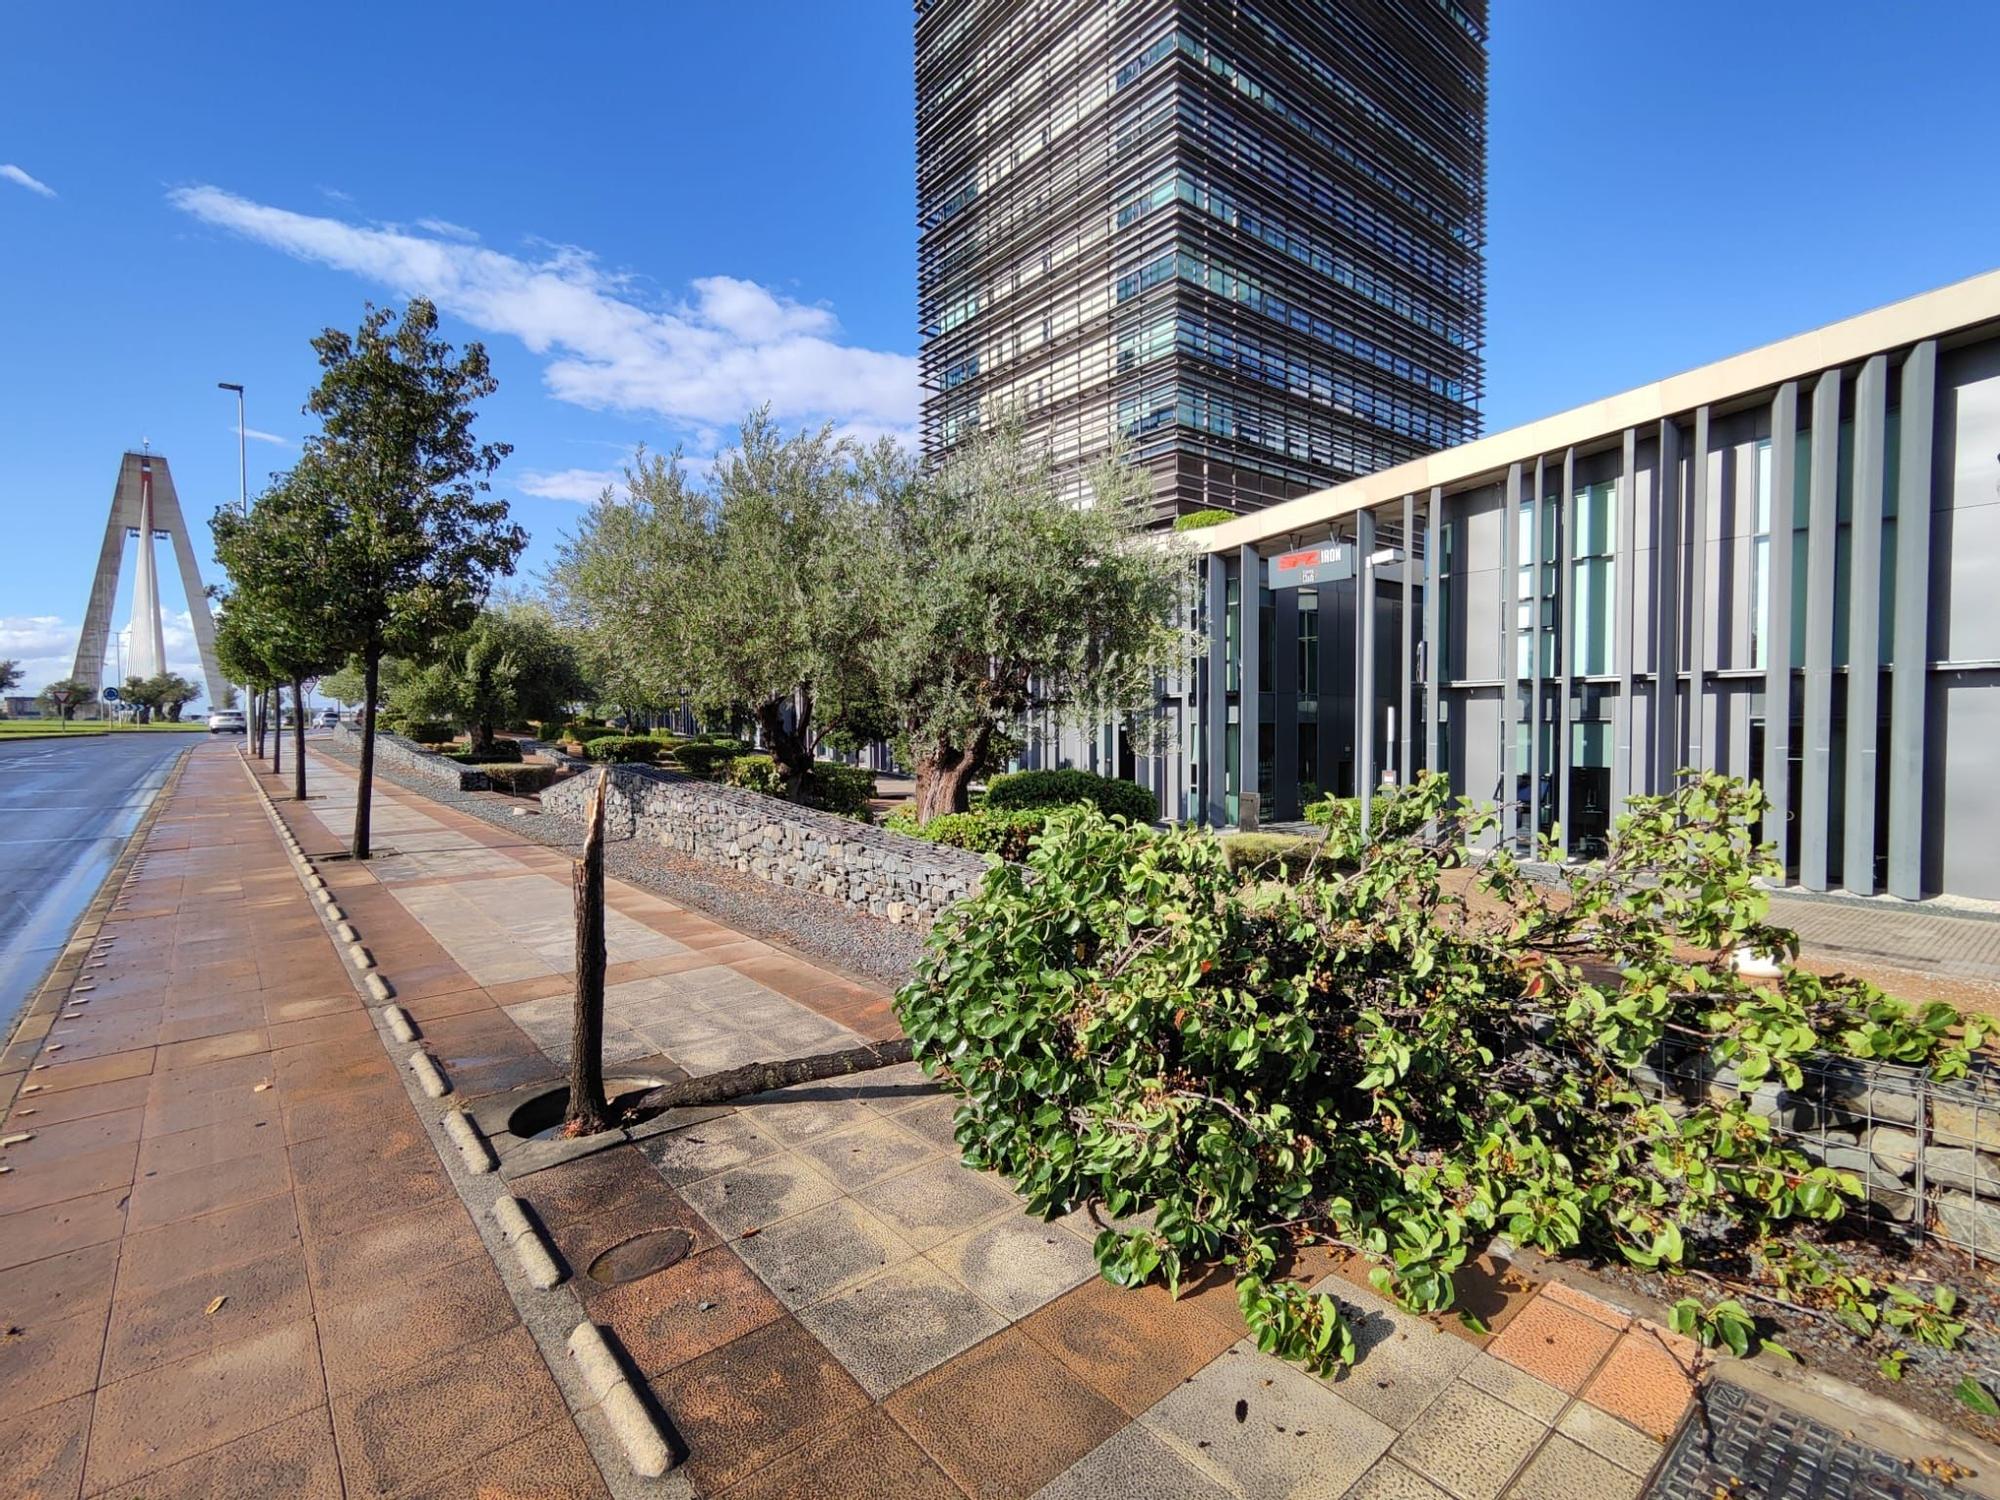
[0,719,211,734]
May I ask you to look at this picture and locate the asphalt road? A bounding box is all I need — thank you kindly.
[0,732,194,1035]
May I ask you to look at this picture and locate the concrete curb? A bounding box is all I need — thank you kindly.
[334,920,358,943]
[347,941,375,970]
[364,971,392,1002]
[567,1323,673,1478]
[494,1194,566,1289]
[384,1005,419,1044]
[409,1050,450,1098]
[443,1109,496,1174]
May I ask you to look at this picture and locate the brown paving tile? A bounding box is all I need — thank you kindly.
[402,1419,610,1500]
[719,1405,961,1500]
[2,1074,149,1126]
[134,1110,284,1177]
[0,1239,121,1326]
[1540,1279,1635,1330]
[126,1145,292,1230]
[522,1143,683,1230]
[262,993,361,1025]
[304,1194,487,1298]
[886,1327,1127,1500]
[93,1406,343,1500]
[1487,1291,1622,1395]
[0,1106,142,1166]
[1438,1252,1538,1347]
[290,1120,452,1241]
[546,1188,721,1296]
[1017,1276,1239,1416]
[0,1185,129,1272]
[266,1009,376,1050]
[396,987,502,1025]
[116,1192,302,1300]
[153,1029,272,1072]
[315,1249,517,1395]
[24,1049,154,1093]
[0,1389,91,1500]
[282,1078,408,1144]
[83,1317,326,1494]
[645,1315,871,1495]
[102,1245,314,1382]
[0,1305,107,1416]
[1580,1328,1698,1440]
[331,1325,567,1496]
[592,1243,787,1376]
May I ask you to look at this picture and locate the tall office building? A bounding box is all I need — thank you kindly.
[915,0,1487,521]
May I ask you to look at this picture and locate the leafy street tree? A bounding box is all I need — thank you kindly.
[293,299,526,857]
[318,661,367,710]
[38,677,91,721]
[874,424,1188,820]
[120,672,200,723]
[394,602,590,751]
[551,414,881,793]
[0,660,21,695]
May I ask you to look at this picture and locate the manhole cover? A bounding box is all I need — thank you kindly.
[1647,1380,1964,1499]
[587,1229,692,1286]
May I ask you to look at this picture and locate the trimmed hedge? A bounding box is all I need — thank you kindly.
[1172,507,1234,531]
[464,738,524,763]
[886,805,1048,861]
[723,754,875,821]
[672,740,750,778]
[984,768,1157,823]
[389,720,455,745]
[482,764,562,796]
[1219,831,1324,877]
[583,735,664,763]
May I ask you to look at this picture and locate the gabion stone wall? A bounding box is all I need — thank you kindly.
[543,763,989,926]
[330,722,489,792]
[1636,1045,2000,1258]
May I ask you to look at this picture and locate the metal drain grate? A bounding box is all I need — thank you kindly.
[1647,1380,1964,1499]
[586,1228,693,1286]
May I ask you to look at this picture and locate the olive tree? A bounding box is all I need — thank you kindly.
[873,423,1188,820]
[395,601,590,751]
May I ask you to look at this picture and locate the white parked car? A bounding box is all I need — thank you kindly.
[207,710,246,734]
[313,708,339,728]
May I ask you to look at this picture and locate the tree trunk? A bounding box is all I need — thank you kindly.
[632,1038,915,1115]
[353,651,379,860]
[250,692,265,757]
[755,699,814,796]
[913,727,990,823]
[270,689,282,777]
[565,769,613,1135]
[290,680,307,802]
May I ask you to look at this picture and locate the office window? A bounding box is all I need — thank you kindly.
[1515,502,1534,678]
[1570,480,1616,676]
[1750,438,1772,669]
[1296,585,1319,712]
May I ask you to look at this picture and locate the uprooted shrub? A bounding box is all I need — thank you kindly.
[895,771,1991,1378]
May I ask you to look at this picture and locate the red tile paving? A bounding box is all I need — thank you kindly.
[0,745,590,1498]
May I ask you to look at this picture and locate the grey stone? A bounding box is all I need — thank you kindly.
[1925,1146,2000,1197]
[1932,1096,2000,1151]
[1033,1424,1236,1500]
[1389,1382,1547,1500]
[1935,1188,2000,1254]
[1555,1402,1662,1476]
[732,1197,915,1308]
[1869,1126,1921,1182]
[794,1259,1006,1398]
[927,1215,1100,1320]
[1507,1434,1641,1500]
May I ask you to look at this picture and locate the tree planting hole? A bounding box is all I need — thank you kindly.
[587,1228,692,1286]
[505,1078,666,1142]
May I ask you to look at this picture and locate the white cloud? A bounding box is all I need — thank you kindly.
[0,611,211,704]
[415,216,479,242]
[166,185,919,441]
[517,466,622,503]
[1,164,56,198]
[243,426,292,447]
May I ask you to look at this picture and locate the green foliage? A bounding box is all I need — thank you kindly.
[584,735,664,763]
[1957,1377,2000,1416]
[391,602,590,749]
[481,763,560,795]
[1301,784,1428,843]
[37,677,92,720]
[672,740,750,777]
[984,768,1157,822]
[1171,508,1234,531]
[885,805,1052,861]
[1219,832,1323,877]
[895,770,1993,1381]
[721,754,874,820]
[0,660,20,694]
[1668,1297,1758,1358]
[388,720,456,746]
[118,672,201,722]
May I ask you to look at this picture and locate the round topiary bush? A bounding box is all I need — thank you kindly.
[583,735,662,763]
[983,768,1157,823]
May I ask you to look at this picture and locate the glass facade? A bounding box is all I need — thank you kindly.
[916,0,1488,522]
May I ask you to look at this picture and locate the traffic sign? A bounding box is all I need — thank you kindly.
[102,686,121,702]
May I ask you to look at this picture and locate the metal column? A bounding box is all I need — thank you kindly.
[1844,355,1889,894]
[1355,510,1376,820]
[1238,543,1261,827]
[1652,420,1683,794]
[1527,457,1545,849]
[1500,463,1520,845]
[1613,429,1638,813]
[1765,382,1800,874]
[1425,487,1445,783]
[1557,448,1576,857]
[1800,369,1843,891]
[1205,554,1228,827]
[1400,492,1415,785]
[1688,407,1711,773]
[1888,340,1937,899]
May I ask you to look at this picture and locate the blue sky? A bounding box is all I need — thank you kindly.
[3,2,1997,700]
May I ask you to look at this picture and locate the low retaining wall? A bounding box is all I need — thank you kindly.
[542,763,988,925]
[331,722,490,792]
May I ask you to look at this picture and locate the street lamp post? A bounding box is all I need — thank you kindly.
[218,382,247,725]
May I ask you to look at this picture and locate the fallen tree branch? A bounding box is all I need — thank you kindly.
[629,1037,916,1114]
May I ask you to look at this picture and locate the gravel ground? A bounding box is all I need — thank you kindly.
[310,741,930,990]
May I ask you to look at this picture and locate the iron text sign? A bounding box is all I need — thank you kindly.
[1267,543,1354,589]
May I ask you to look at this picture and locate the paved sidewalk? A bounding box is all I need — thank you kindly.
[0,744,602,1498]
[271,749,1710,1500]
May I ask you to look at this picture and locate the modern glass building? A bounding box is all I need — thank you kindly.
[1181,269,2000,903]
[915,0,1487,523]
